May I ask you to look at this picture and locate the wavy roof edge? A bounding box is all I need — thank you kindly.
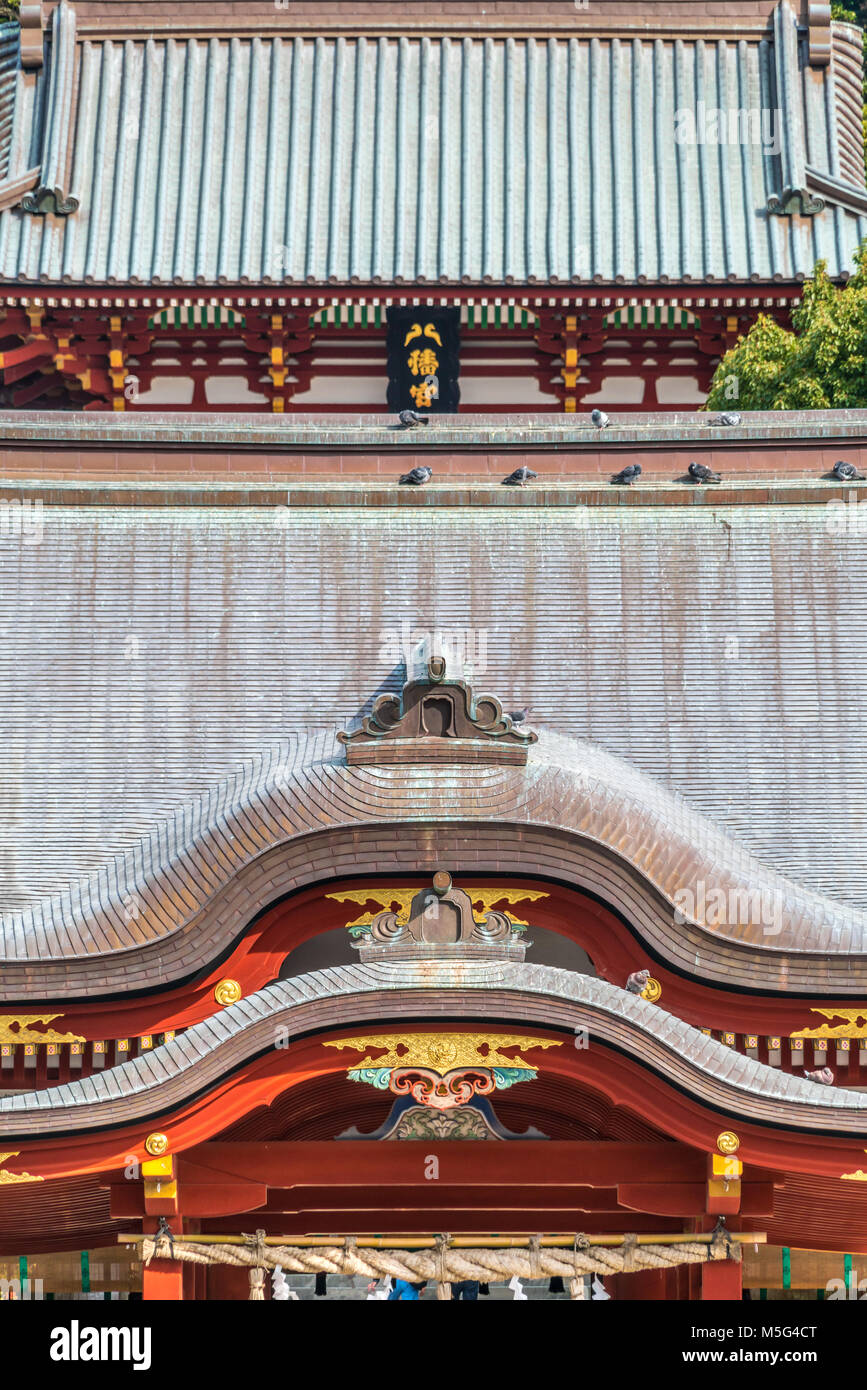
[3,729,867,1000]
[2,963,866,1139]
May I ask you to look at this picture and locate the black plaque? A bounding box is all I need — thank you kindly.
[386,306,460,414]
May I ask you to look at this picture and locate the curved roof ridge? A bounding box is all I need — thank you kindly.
[2,961,866,1140]
[0,726,863,981]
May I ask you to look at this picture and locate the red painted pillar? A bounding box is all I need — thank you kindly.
[702,1260,743,1301]
[142,1218,184,1301]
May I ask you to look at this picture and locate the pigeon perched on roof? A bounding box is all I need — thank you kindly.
[832,460,865,481]
[688,461,722,484]
[398,409,430,428]
[625,969,650,995]
[611,464,641,485]
[590,409,610,428]
[508,706,531,724]
[503,467,538,486]
[399,466,433,486]
[716,412,741,426]
[804,1066,835,1086]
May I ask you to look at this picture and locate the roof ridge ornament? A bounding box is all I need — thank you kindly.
[338,637,537,766]
[348,870,530,961]
[21,0,79,217]
[19,4,44,70]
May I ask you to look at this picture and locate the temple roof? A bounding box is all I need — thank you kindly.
[3,962,867,1137]
[0,440,867,992]
[0,0,865,285]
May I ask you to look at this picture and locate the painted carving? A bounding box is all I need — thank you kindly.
[0,1015,84,1045]
[343,871,528,950]
[0,1152,43,1184]
[325,1031,561,1111]
[328,886,548,931]
[792,1009,867,1039]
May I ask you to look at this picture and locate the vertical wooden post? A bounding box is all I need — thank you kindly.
[142,1218,184,1301]
[701,1259,743,1301]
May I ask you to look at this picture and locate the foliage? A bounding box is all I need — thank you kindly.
[705,244,867,409]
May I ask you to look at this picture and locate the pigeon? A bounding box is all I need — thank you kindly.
[716,412,741,426]
[590,409,610,429]
[508,707,531,724]
[804,1066,835,1086]
[832,460,865,481]
[688,461,722,484]
[398,409,429,428]
[399,466,433,485]
[625,969,650,994]
[503,467,538,487]
[611,464,641,485]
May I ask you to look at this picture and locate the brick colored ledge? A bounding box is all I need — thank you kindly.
[0,476,863,508]
[0,409,865,453]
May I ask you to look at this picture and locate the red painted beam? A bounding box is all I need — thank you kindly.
[198,1213,690,1237]
[180,1141,711,1188]
[109,1182,269,1219]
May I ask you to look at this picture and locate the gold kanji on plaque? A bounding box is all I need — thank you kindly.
[407,347,439,377]
[409,379,438,408]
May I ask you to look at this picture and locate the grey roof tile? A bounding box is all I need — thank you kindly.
[0,3,865,284]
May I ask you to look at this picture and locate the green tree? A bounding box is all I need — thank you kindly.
[705,243,867,409]
[0,2,19,26]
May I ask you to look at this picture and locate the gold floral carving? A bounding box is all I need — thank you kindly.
[842,1151,867,1181]
[214,978,242,1006]
[327,887,549,929]
[0,1152,43,1184]
[716,1131,740,1155]
[792,1008,867,1039]
[144,1132,169,1157]
[641,978,662,1003]
[324,1032,562,1074]
[0,1015,85,1045]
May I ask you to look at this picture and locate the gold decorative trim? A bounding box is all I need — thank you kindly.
[214,978,242,1007]
[324,1032,561,1074]
[0,1152,43,1184]
[641,977,662,1003]
[842,1150,867,1181]
[792,1008,867,1039]
[716,1130,740,1155]
[327,887,549,929]
[144,1132,169,1157]
[0,1014,85,1045]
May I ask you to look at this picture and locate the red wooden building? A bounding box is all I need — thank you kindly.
[1,0,867,1304]
[0,0,864,414]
